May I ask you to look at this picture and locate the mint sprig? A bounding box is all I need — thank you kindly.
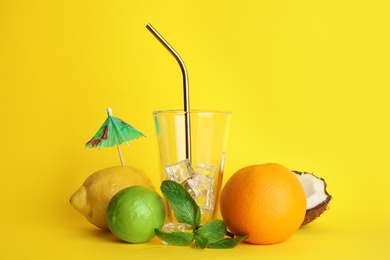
[160,179,201,228]
[155,180,248,249]
[206,236,249,249]
[154,229,194,246]
[195,219,226,244]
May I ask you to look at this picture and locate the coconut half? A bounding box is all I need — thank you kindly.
[293,171,332,225]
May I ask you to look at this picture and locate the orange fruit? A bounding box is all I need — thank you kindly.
[220,163,306,245]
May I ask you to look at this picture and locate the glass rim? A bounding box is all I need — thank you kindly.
[152,109,232,115]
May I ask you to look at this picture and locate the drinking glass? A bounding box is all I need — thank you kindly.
[153,110,231,229]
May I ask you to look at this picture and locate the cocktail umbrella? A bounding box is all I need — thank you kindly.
[85,108,146,166]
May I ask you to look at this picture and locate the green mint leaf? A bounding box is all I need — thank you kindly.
[207,235,249,249]
[194,234,209,249]
[154,228,194,246]
[196,219,227,243]
[160,180,201,228]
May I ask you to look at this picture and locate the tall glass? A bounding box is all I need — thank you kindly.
[153,110,231,227]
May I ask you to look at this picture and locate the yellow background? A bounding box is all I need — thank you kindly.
[1,0,389,259]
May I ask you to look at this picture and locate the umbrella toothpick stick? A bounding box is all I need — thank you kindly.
[146,23,192,162]
[117,145,125,166]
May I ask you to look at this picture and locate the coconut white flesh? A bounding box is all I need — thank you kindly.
[295,173,328,210]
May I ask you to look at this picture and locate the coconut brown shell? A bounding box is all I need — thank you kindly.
[293,171,332,225]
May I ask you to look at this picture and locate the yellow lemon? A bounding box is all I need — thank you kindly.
[70,166,155,230]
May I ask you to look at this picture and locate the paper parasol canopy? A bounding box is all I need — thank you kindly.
[85,108,146,166]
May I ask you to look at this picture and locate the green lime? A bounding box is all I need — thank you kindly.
[107,185,166,243]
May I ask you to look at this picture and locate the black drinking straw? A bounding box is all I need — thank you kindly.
[146,23,192,161]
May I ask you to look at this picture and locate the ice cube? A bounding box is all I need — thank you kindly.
[196,191,215,213]
[194,173,214,191]
[192,163,216,212]
[166,161,217,214]
[161,222,186,233]
[161,223,187,244]
[165,159,194,184]
[195,163,216,178]
[183,178,201,197]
